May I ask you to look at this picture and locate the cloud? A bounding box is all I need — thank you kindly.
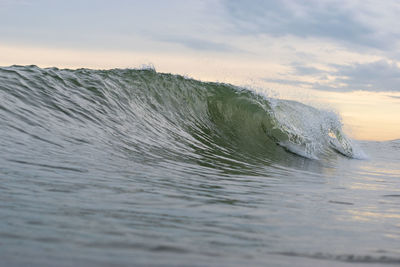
[387,95,400,99]
[290,62,326,76]
[224,0,400,50]
[275,60,400,92]
[330,60,400,91]
[156,36,240,52]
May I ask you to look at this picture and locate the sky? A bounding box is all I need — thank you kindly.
[1,0,400,140]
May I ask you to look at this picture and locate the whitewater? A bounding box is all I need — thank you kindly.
[1,65,399,266]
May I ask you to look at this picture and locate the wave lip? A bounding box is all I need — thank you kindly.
[267,98,364,159]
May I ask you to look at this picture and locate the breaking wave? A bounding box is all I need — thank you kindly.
[0,65,361,170]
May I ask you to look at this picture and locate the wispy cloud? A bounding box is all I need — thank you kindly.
[156,36,240,52]
[387,95,400,99]
[331,60,400,91]
[290,62,326,76]
[270,60,400,92]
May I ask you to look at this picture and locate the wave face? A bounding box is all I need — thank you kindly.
[0,65,357,166]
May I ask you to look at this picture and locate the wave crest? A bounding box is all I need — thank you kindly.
[0,65,362,166]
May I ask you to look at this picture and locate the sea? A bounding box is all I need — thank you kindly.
[1,65,399,266]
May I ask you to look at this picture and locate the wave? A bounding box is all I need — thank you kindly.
[0,65,361,169]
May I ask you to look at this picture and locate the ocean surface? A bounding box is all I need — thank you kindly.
[1,65,399,266]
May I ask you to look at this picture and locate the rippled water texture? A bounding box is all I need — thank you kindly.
[1,66,399,266]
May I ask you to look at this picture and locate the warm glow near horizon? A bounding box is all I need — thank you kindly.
[314,91,400,141]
